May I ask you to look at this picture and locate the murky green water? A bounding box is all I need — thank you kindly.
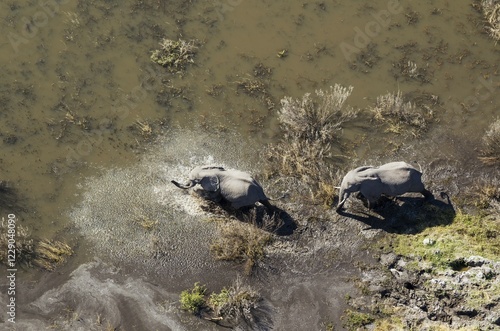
[0,0,499,328]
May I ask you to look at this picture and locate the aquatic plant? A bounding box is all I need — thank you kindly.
[32,239,74,271]
[479,118,500,165]
[481,0,500,42]
[150,38,198,71]
[370,90,430,136]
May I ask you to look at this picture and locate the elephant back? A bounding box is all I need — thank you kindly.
[218,170,267,208]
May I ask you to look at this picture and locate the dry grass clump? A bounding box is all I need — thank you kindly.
[0,220,34,266]
[210,221,272,275]
[266,85,356,187]
[32,239,74,271]
[481,0,500,42]
[479,118,500,165]
[150,38,198,71]
[370,90,431,136]
[0,221,72,270]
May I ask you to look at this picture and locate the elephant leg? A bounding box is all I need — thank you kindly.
[421,189,434,200]
[355,192,365,200]
[260,200,275,215]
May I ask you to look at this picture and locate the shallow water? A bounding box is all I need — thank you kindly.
[0,0,499,329]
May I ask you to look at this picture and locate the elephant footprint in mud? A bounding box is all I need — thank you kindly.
[172,165,276,211]
[336,161,433,212]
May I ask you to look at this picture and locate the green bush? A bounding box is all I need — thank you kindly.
[179,282,207,314]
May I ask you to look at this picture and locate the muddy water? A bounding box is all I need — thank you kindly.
[0,0,499,329]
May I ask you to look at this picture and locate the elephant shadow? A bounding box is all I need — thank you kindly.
[203,198,297,236]
[337,192,456,234]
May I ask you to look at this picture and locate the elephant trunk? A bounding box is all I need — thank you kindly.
[336,189,349,212]
[171,180,195,189]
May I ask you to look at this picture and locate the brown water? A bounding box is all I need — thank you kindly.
[0,0,499,329]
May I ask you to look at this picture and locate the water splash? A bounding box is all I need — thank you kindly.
[70,129,256,276]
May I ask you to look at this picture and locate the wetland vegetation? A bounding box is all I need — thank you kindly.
[0,1,499,330]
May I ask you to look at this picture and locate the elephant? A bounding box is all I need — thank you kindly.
[336,161,433,212]
[171,165,274,210]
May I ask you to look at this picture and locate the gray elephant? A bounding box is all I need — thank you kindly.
[336,161,433,212]
[171,165,274,210]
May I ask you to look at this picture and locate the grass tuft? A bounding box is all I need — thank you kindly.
[342,309,375,330]
[479,118,500,165]
[33,239,74,271]
[210,221,272,275]
[370,90,432,136]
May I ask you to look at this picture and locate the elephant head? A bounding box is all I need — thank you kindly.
[336,166,374,211]
[171,166,223,201]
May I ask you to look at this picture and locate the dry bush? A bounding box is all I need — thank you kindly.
[481,0,500,42]
[266,85,356,188]
[370,90,431,136]
[150,38,198,71]
[210,221,272,275]
[479,118,500,165]
[33,239,74,271]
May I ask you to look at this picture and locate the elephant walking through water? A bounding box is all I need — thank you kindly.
[171,165,275,210]
[336,161,433,212]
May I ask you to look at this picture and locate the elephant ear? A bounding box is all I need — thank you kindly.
[199,175,220,192]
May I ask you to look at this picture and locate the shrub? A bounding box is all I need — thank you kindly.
[208,278,263,326]
[180,279,267,328]
[266,84,356,194]
[179,282,207,314]
[481,0,500,42]
[150,38,198,71]
[210,221,272,275]
[370,90,431,136]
